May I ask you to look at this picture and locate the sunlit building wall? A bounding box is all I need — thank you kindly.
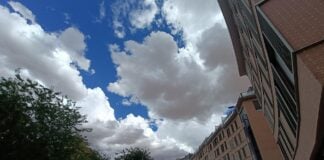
[191,90,281,160]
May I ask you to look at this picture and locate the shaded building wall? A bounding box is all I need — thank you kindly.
[295,42,324,160]
[219,0,324,159]
[242,99,282,160]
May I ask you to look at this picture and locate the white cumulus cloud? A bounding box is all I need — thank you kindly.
[8,1,36,23]
[108,31,248,121]
[0,4,89,100]
[108,0,250,155]
[162,0,223,42]
[111,0,158,38]
[0,2,190,159]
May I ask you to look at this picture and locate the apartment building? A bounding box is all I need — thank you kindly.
[218,0,324,159]
[191,90,281,160]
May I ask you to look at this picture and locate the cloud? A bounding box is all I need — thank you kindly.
[99,1,106,19]
[93,1,106,23]
[108,31,249,121]
[63,13,71,24]
[84,114,188,160]
[0,1,251,159]
[0,3,189,159]
[8,1,35,23]
[0,5,89,100]
[162,0,223,43]
[58,27,90,71]
[156,113,223,152]
[108,0,250,155]
[78,88,115,122]
[122,99,132,106]
[111,0,158,38]
[113,20,126,38]
[128,0,158,29]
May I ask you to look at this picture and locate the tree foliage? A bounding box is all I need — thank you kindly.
[115,147,153,160]
[0,74,107,160]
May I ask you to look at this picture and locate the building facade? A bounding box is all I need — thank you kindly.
[218,0,324,159]
[191,90,282,160]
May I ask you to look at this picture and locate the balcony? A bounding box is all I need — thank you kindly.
[240,88,255,98]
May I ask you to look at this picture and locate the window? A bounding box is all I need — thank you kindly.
[264,105,275,129]
[221,144,225,152]
[224,141,228,150]
[242,146,247,157]
[234,120,238,129]
[259,61,270,86]
[226,154,230,160]
[278,122,295,160]
[253,41,266,69]
[278,139,290,160]
[238,150,243,160]
[238,132,243,143]
[263,90,273,112]
[277,92,297,135]
[257,7,292,72]
[213,138,218,146]
[267,38,295,98]
[279,121,295,152]
[234,136,239,146]
[230,140,235,149]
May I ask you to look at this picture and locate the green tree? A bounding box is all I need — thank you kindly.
[115,147,153,160]
[70,138,111,160]
[0,74,105,160]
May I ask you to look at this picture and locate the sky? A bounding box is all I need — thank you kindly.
[0,0,250,159]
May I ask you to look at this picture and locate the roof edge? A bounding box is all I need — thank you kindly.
[218,0,247,76]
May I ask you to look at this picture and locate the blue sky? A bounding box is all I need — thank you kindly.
[0,0,250,159]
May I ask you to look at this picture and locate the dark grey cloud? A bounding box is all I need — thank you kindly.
[197,23,251,104]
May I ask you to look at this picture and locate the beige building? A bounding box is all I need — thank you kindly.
[191,90,282,160]
[218,0,324,159]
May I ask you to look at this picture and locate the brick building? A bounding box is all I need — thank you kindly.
[191,90,282,160]
[218,0,324,159]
